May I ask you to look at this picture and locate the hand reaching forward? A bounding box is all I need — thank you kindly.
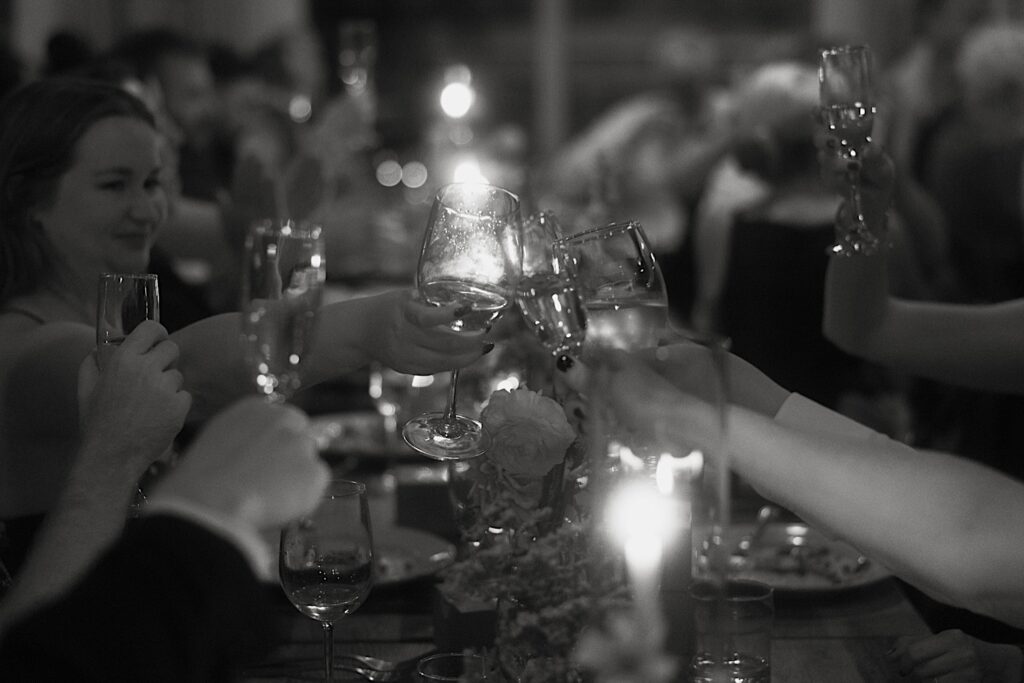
[887,630,1024,682]
[149,397,329,531]
[356,288,491,375]
[76,320,192,480]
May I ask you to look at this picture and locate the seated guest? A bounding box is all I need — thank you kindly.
[0,78,488,569]
[0,393,328,682]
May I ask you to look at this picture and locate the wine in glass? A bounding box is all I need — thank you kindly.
[515,211,588,360]
[401,182,522,461]
[241,218,326,402]
[819,44,879,256]
[554,220,668,353]
[96,272,160,370]
[280,479,374,682]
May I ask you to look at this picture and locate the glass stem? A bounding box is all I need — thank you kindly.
[436,369,462,438]
[322,621,334,681]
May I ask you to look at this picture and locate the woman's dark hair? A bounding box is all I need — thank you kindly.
[0,77,155,304]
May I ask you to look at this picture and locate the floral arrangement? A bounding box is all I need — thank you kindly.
[439,385,631,682]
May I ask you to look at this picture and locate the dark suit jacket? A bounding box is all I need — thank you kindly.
[0,515,272,682]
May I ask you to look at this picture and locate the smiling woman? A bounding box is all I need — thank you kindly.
[0,78,493,577]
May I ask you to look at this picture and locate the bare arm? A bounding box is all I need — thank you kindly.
[590,350,1024,627]
[822,147,1024,394]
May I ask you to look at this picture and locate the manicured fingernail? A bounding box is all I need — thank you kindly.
[557,355,574,372]
[482,342,495,355]
[453,305,471,318]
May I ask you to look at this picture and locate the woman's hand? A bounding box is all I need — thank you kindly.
[887,630,1024,682]
[354,289,490,375]
[77,320,192,478]
[817,137,895,231]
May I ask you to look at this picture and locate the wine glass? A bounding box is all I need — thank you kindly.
[553,220,668,354]
[280,479,374,682]
[241,218,326,402]
[96,272,160,370]
[401,183,522,461]
[515,211,588,361]
[819,44,879,256]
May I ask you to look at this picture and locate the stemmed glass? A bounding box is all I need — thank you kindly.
[553,220,668,353]
[241,218,326,402]
[515,211,588,361]
[401,183,522,461]
[96,272,161,514]
[280,479,374,682]
[819,44,879,256]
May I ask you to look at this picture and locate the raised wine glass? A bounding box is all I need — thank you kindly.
[553,220,668,354]
[280,479,373,682]
[515,211,588,361]
[96,273,160,370]
[819,44,879,256]
[241,218,326,402]
[401,183,522,461]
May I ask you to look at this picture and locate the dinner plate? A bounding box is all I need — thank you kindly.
[729,521,891,595]
[373,526,456,587]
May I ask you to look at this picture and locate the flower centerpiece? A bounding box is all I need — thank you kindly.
[439,384,630,682]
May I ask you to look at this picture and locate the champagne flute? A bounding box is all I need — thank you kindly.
[819,44,879,256]
[401,183,522,461]
[553,220,668,354]
[96,273,159,370]
[280,479,374,682]
[241,218,326,403]
[515,211,588,360]
[96,272,161,514]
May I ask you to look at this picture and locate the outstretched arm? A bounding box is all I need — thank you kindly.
[822,147,1024,394]
[576,350,1024,628]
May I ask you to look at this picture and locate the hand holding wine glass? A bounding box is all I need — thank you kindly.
[241,218,326,402]
[819,44,880,256]
[280,479,373,682]
[96,273,160,371]
[401,183,522,461]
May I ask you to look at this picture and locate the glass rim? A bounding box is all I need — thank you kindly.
[325,478,366,498]
[689,578,774,602]
[820,43,871,58]
[98,272,158,281]
[434,182,520,216]
[555,219,645,247]
[249,217,324,240]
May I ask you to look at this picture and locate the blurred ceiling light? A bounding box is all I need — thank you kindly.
[401,161,428,188]
[288,95,312,123]
[453,158,488,184]
[375,159,403,187]
[440,81,475,119]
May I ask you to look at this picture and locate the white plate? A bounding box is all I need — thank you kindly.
[730,522,891,595]
[373,526,456,587]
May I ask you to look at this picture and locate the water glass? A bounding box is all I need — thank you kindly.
[96,273,159,370]
[417,652,487,682]
[690,579,773,683]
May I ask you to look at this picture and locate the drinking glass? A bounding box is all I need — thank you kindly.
[417,652,488,682]
[280,479,374,682]
[241,218,326,403]
[401,183,522,461]
[819,44,879,256]
[690,579,774,683]
[515,211,588,361]
[96,273,159,370]
[553,220,667,354]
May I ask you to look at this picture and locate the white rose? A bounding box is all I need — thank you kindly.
[481,388,577,477]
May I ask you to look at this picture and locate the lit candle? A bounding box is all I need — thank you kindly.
[624,531,665,647]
